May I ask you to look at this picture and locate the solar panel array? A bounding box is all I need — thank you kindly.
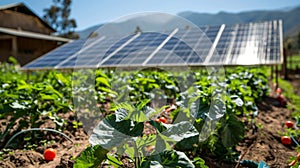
[23,20,283,70]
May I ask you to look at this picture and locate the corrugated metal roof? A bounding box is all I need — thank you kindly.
[0,27,72,42]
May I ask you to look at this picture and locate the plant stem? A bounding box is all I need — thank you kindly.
[133,140,141,168]
[107,157,123,167]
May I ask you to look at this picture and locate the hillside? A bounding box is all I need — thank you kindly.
[77,6,300,39]
[179,6,300,37]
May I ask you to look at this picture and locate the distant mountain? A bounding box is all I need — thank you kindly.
[178,6,300,37]
[77,6,300,39]
[77,24,102,39]
[76,13,195,39]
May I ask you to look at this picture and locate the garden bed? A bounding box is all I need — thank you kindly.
[1,63,300,167]
[0,94,298,168]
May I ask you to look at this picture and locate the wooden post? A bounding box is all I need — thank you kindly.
[270,65,273,80]
[289,53,292,71]
[12,37,18,57]
[282,48,288,80]
[275,65,279,90]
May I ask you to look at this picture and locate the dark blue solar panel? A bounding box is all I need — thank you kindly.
[22,20,283,69]
[24,39,87,68]
[60,56,77,67]
[210,25,235,62]
[102,32,168,65]
[204,25,221,42]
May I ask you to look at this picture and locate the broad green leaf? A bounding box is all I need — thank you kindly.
[10,102,27,109]
[155,133,172,153]
[74,145,108,168]
[115,101,155,122]
[89,114,132,149]
[165,85,179,92]
[55,73,70,86]
[42,85,63,98]
[141,150,195,168]
[193,157,209,168]
[136,99,151,110]
[194,103,210,120]
[40,94,56,100]
[230,95,244,107]
[89,114,144,150]
[207,98,226,120]
[115,103,135,122]
[96,77,111,87]
[107,154,123,167]
[95,70,109,79]
[129,122,144,137]
[148,121,199,154]
[175,135,198,150]
[149,120,167,133]
[148,161,164,168]
[17,82,31,90]
[161,121,199,142]
[221,114,245,148]
[8,56,18,65]
[122,143,135,158]
[97,87,117,95]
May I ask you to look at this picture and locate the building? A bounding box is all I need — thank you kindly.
[0,3,71,66]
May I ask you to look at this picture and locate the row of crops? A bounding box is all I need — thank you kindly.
[0,59,272,167]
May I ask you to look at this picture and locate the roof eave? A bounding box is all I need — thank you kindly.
[0,27,72,42]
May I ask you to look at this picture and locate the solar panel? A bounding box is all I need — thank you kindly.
[102,32,167,66]
[23,39,86,68]
[22,20,283,70]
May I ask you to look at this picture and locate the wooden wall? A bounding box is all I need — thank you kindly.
[0,10,53,35]
[0,36,60,65]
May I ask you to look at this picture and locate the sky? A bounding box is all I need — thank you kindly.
[1,0,300,31]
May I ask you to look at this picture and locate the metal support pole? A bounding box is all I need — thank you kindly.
[275,65,279,90]
[270,66,273,81]
[282,48,288,80]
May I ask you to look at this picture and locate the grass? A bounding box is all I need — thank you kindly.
[276,77,300,119]
[287,53,300,70]
[276,72,300,166]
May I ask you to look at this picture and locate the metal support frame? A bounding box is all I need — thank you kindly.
[275,65,279,90]
[282,48,288,80]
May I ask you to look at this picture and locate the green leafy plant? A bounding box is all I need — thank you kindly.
[74,67,270,167]
[0,62,271,166]
[75,101,201,167]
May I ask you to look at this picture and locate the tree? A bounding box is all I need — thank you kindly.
[43,0,78,39]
